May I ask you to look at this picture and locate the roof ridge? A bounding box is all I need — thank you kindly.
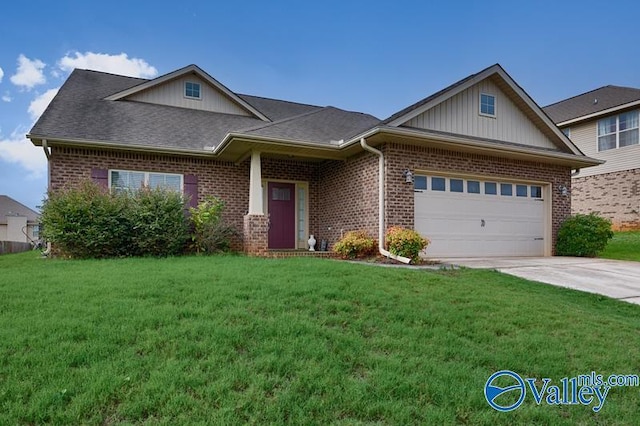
[238,93,323,109]
[543,85,640,108]
[237,106,334,133]
[74,68,149,81]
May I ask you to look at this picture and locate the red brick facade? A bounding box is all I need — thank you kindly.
[572,169,640,230]
[49,141,573,255]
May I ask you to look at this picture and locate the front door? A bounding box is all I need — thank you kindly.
[268,182,296,249]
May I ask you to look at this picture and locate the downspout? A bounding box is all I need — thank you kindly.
[42,139,51,160]
[360,138,411,264]
[41,139,52,257]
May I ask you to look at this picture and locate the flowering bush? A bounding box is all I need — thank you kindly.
[385,227,429,263]
[333,230,376,259]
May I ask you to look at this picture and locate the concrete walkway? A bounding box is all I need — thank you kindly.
[436,257,640,305]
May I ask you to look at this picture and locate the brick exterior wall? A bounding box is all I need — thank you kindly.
[382,143,573,253]
[317,152,379,246]
[572,168,640,230]
[243,214,269,256]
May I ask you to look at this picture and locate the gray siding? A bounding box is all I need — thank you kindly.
[567,120,640,178]
[405,79,556,150]
[128,75,252,116]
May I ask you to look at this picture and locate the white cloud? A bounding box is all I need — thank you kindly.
[58,51,158,78]
[28,88,59,122]
[2,93,11,102]
[0,67,4,83]
[0,130,47,179]
[10,54,47,90]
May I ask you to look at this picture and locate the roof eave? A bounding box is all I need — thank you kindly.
[556,99,640,127]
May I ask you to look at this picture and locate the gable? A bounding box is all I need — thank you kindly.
[126,74,253,116]
[402,78,558,150]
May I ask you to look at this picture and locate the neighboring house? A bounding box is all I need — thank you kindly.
[544,86,640,230]
[0,195,40,244]
[28,64,599,258]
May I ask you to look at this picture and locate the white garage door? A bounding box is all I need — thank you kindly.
[414,175,546,257]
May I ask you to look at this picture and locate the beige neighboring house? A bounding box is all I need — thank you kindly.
[0,195,41,244]
[544,86,640,230]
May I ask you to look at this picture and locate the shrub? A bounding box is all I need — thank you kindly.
[385,227,429,263]
[556,213,613,257]
[40,181,132,258]
[130,187,189,257]
[189,196,237,253]
[41,181,190,258]
[333,231,376,259]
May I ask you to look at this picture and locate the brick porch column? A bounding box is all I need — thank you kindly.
[244,151,268,255]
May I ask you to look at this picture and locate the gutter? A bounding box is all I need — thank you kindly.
[359,137,411,264]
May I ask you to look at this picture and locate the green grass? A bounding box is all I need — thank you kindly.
[0,252,639,424]
[600,231,640,261]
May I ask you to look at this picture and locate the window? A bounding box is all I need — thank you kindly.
[485,182,497,195]
[32,225,40,239]
[185,81,201,99]
[431,177,446,191]
[480,93,496,117]
[467,180,481,194]
[414,176,427,190]
[110,170,183,193]
[598,111,639,151]
[500,183,512,196]
[531,186,542,198]
[516,185,528,197]
[450,179,464,193]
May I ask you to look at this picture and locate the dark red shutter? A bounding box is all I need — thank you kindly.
[91,168,108,189]
[184,174,198,208]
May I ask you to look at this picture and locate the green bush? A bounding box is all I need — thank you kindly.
[333,230,376,259]
[130,187,188,257]
[385,227,429,263]
[189,196,237,253]
[41,181,189,258]
[41,181,132,258]
[556,213,614,257]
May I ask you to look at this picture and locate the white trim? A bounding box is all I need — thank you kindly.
[556,99,640,127]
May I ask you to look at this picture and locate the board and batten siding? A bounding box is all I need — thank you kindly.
[567,120,640,178]
[404,79,556,150]
[128,75,252,116]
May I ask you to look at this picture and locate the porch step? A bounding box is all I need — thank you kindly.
[265,249,338,259]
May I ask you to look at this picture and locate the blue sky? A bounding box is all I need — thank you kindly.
[1,0,639,210]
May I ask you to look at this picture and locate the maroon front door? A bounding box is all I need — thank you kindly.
[268,182,296,249]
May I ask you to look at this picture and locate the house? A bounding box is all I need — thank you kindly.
[543,86,640,230]
[28,64,600,258]
[0,195,40,244]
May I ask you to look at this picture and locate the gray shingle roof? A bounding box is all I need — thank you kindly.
[29,69,379,152]
[543,85,640,124]
[0,195,40,224]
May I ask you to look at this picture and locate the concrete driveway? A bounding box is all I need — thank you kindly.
[437,257,640,305]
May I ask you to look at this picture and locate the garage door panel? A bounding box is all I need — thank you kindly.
[414,175,546,258]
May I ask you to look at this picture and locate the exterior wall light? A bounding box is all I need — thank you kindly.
[558,185,569,196]
[402,169,413,184]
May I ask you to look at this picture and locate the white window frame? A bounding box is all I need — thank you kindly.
[597,110,639,152]
[184,81,202,100]
[109,169,184,193]
[479,93,496,118]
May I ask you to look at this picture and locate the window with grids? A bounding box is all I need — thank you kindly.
[110,170,183,194]
[598,111,639,151]
[480,93,496,117]
[185,81,201,99]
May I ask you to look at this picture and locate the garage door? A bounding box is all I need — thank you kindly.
[414,175,546,257]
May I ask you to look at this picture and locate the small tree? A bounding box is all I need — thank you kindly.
[189,196,237,253]
[556,213,613,257]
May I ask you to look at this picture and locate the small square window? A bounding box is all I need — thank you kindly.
[185,81,201,99]
[414,176,427,190]
[467,181,480,194]
[480,93,496,116]
[450,179,464,193]
[516,185,528,197]
[432,177,446,191]
[485,182,497,195]
[500,183,513,196]
[531,186,542,198]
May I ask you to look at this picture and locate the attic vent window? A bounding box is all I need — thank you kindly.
[185,82,201,99]
[480,93,496,117]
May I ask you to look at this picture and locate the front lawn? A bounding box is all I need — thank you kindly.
[600,231,640,261]
[0,252,639,424]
